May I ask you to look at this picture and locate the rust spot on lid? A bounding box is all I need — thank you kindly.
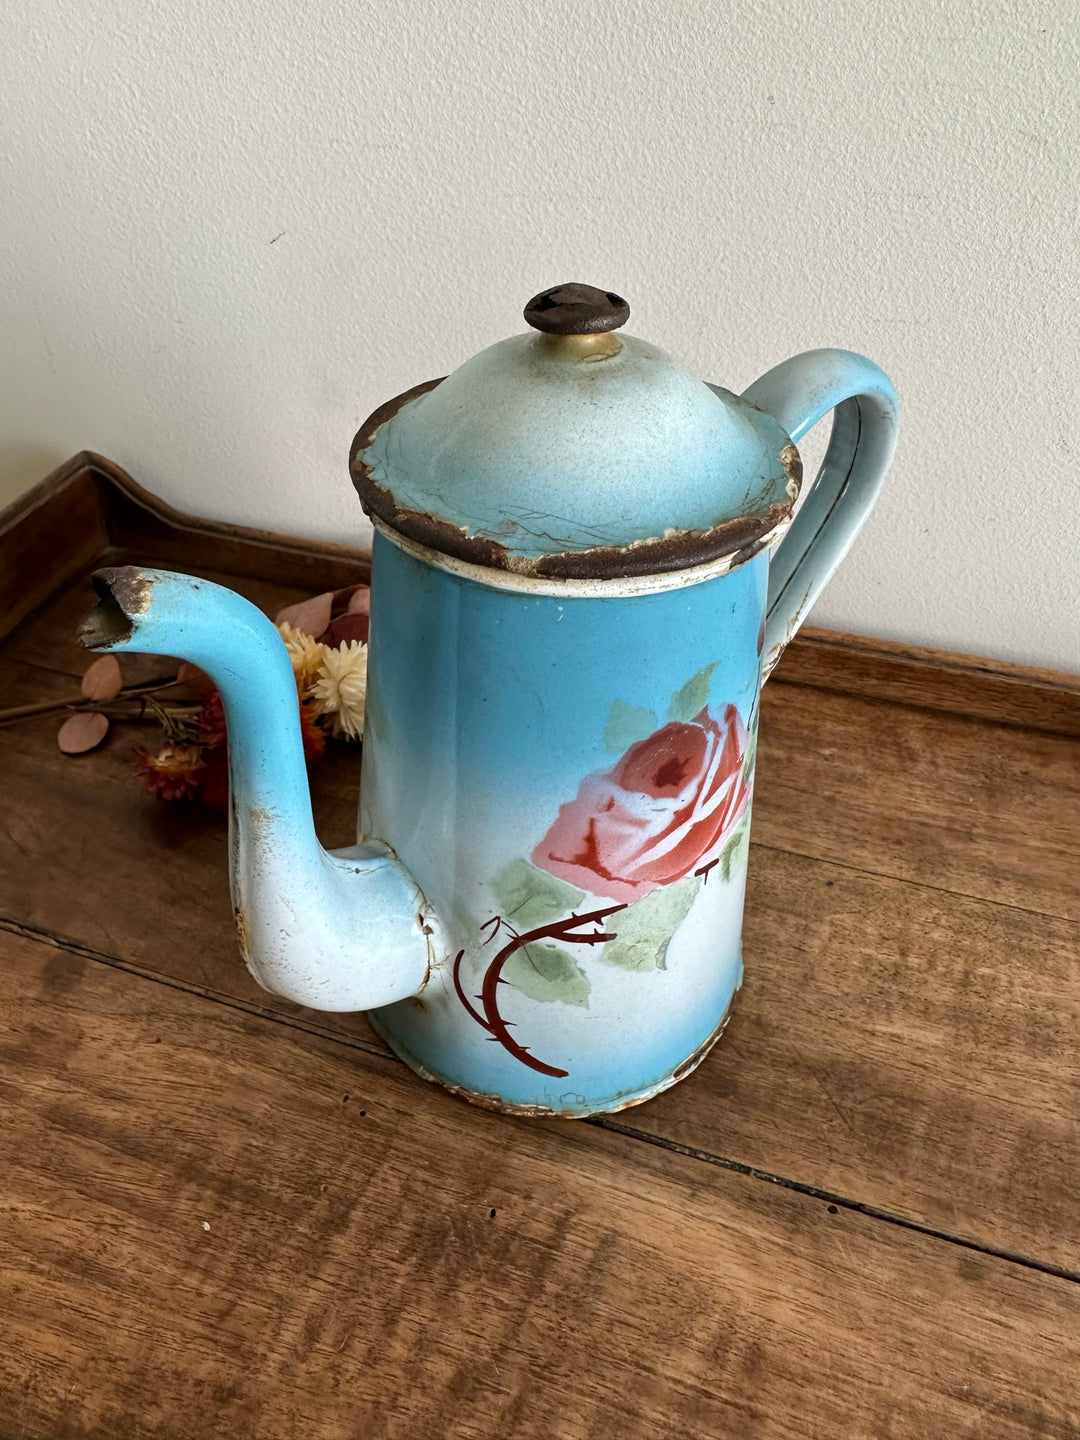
[529,510,788,580]
[350,379,799,582]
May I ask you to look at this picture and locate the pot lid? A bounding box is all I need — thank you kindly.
[350,283,801,582]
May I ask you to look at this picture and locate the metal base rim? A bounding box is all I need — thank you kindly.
[368,988,739,1120]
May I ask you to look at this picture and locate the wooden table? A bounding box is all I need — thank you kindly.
[1,456,1078,1439]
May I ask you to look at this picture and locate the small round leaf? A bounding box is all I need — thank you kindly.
[322,613,369,647]
[275,592,334,638]
[81,655,123,702]
[58,712,110,754]
[176,662,213,691]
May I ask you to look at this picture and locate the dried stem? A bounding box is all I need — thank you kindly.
[0,676,187,729]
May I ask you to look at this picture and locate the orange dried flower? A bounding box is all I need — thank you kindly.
[299,700,326,761]
[136,743,204,802]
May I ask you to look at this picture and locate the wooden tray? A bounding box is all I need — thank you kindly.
[1,452,1078,1439]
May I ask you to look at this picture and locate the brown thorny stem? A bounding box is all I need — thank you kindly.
[452,904,627,1078]
[449,719,758,1079]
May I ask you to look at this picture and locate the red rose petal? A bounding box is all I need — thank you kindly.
[196,746,230,810]
[613,721,709,798]
[533,704,750,902]
[198,688,228,746]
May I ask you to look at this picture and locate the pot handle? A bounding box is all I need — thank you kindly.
[741,349,898,680]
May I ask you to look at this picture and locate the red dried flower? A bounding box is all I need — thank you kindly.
[198,689,227,747]
[136,743,204,802]
[196,745,229,810]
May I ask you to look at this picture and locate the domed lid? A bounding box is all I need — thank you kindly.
[350,284,801,582]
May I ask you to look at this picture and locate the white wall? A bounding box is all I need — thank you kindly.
[2,0,1077,669]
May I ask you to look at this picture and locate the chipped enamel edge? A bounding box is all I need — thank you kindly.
[370,516,794,598]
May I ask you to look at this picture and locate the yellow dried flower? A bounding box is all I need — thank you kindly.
[278,622,327,696]
[310,641,368,740]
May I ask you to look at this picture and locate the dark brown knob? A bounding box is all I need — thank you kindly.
[524,283,630,335]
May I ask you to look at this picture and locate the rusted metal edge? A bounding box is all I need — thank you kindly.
[350,380,802,583]
[75,566,152,649]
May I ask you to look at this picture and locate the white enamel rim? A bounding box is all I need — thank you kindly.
[371,516,793,598]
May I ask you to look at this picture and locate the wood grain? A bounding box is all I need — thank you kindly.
[0,458,108,644]
[776,627,1080,736]
[2,926,1079,1440]
[755,681,1080,922]
[3,452,1079,726]
[3,644,1079,1269]
[10,564,1079,928]
[616,845,1080,1272]
[2,557,362,684]
[3,552,1080,1269]
[0,652,374,1032]
[4,454,1080,1438]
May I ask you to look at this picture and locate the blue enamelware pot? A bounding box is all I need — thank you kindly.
[79,283,897,1117]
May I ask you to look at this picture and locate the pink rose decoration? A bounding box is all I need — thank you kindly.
[532,704,752,905]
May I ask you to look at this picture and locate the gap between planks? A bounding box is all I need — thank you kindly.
[751,836,1077,926]
[4,909,1078,1292]
[769,674,1080,744]
[5,649,1075,928]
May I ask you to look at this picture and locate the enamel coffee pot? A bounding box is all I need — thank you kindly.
[79,284,898,1117]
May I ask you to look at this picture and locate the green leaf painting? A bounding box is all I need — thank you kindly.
[503,943,591,1008]
[603,698,659,755]
[491,858,584,931]
[600,873,701,972]
[717,817,751,882]
[666,663,717,724]
[743,726,758,784]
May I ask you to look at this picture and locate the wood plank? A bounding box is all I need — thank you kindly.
[615,845,1080,1273]
[10,574,1079,929]
[776,627,1080,736]
[3,510,1080,1280]
[0,653,380,1047]
[755,680,1080,921]
[2,927,1079,1440]
[3,642,1080,1268]
[11,572,1078,930]
[88,449,371,590]
[2,558,360,682]
[0,457,107,644]
[7,455,1078,727]
[0,451,368,679]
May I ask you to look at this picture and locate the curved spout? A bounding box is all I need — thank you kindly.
[77,566,438,1012]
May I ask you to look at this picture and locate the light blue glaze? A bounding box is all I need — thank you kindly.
[743,349,899,674]
[360,332,795,559]
[76,327,898,1119]
[80,569,434,1011]
[362,532,767,1113]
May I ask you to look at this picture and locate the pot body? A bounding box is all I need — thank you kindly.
[362,530,766,1116]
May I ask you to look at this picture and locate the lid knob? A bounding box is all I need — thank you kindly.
[524,283,630,335]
